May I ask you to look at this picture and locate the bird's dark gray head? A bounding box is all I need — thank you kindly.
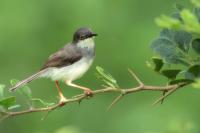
[73,27,97,42]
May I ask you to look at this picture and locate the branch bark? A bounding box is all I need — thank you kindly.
[0,69,190,121]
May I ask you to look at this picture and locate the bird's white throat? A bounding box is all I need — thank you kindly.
[77,38,95,49]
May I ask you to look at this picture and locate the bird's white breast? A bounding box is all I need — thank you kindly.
[42,58,93,82]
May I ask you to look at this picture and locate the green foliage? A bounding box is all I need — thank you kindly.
[0,80,54,117]
[0,84,5,99]
[151,38,180,64]
[155,15,182,30]
[160,29,192,52]
[0,96,16,110]
[10,79,32,99]
[10,79,55,107]
[156,8,200,34]
[192,38,200,54]
[161,69,181,80]
[185,65,200,79]
[169,79,193,85]
[31,98,54,106]
[0,84,17,110]
[8,104,21,110]
[152,28,192,65]
[180,9,200,34]
[150,0,200,88]
[96,66,119,89]
[152,57,164,72]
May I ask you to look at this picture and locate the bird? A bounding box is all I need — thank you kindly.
[9,27,97,103]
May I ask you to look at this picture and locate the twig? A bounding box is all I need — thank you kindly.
[0,69,190,121]
[106,93,124,111]
[128,69,143,85]
[152,87,178,106]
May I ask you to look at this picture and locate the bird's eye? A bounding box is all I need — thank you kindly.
[80,35,84,39]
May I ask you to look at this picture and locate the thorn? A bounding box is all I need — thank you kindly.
[152,88,177,106]
[0,114,9,122]
[101,84,109,88]
[41,111,51,121]
[128,68,143,85]
[72,93,84,99]
[107,94,123,111]
[78,99,82,105]
[160,90,168,104]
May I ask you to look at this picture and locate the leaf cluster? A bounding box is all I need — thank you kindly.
[150,1,200,86]
[0,80,54,119]
[96,66,120,89]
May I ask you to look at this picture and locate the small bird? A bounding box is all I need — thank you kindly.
[9,27,97,103]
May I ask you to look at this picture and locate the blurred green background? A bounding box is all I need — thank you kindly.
[0,0,199,133]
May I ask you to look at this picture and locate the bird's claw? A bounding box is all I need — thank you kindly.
[59,96,67,106]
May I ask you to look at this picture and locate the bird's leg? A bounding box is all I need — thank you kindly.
[55,81,67,103]
[65,80,93,96]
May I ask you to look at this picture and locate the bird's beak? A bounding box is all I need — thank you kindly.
[92,33,98,37]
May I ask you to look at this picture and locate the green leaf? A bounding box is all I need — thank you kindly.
[151,38,176,57]
[171,12,182,21]
[0,84,5,99]
[96,66,119,89]
[20,86,32,99]
[185,65,200,79]
[151,38,181,63]
[173,31,192,52]
[160,29,175,42]
[10,79,19,86]
[0,96,16,109]
[161,69,181,79]
[152,57,164,72]
[155,15,182,30]
[10,79,32,99]
[169,79,193,85]
[31,98,54,106]
[160,29,192,52]
[146,61,154,69]
[96,67,116,83]
[192,38,200,54]
[181,9,198,25]
[8,104,21,110]
[180,9,200,34]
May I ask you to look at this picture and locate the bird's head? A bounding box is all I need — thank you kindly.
[73,27,97,43]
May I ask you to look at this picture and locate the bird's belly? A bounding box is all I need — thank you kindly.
[42,58,93,81]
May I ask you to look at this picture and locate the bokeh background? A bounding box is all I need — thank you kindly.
[0,0,199,133]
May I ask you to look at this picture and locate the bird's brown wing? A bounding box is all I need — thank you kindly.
[41,45,82,70]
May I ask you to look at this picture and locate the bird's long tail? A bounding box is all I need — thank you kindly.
[9,69,47,92]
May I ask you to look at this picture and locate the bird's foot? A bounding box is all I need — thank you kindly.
[59,96,68,106]
[84,89,93,97]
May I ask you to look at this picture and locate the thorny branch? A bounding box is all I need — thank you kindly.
[0,69,190,121]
